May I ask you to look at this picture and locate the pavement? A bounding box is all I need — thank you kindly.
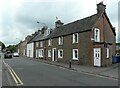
[23,56,119,80]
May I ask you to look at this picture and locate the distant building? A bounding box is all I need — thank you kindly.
[26,26,52,58]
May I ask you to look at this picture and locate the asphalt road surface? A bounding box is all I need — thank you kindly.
[2,56,118,86]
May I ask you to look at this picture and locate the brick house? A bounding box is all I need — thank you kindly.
[31,2,116,67]
[17,34,34,56]
[36,2,115,67]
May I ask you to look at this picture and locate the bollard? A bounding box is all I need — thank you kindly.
[69,60,72,68]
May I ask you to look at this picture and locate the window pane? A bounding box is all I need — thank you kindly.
[75,50,77,58]
[73,33,78,43]
[75,34,77,42]
[58,49,63,58]
[73,49,78,60]
[60,51,62,57]
[59,37,63,45]
[96,30,98,41]
[94,28,100,42]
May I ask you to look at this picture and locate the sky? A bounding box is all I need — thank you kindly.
[0,0,119,46]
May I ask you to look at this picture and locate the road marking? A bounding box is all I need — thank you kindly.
[3,59,23,86]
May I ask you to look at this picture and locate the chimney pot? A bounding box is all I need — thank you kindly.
[55,20,64,28]
[97,2,106,14]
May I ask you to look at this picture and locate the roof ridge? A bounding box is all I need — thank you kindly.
[62,14,97,27]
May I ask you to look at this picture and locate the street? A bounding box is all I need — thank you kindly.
[2,56,118,86]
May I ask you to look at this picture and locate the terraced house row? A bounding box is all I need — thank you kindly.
[19,2,116,67]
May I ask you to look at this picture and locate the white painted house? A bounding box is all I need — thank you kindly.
[27,42,34,58]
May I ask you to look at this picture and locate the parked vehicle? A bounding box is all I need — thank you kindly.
[4,51,12,58]
[13,52,19,57]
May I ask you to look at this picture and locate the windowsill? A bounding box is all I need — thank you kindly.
[72,58,78,60]
[58,57,63,59]
[48,45,52,46]
[58,44,63,46]
[94,41,100,42]
[72,42,78,44]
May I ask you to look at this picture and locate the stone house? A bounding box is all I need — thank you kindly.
[33,2,116,67]
[27,26,52,58]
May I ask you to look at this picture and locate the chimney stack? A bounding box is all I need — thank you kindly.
[55,20,64,28]
[97,1,106,14]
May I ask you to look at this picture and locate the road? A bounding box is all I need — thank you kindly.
[2,56,118,86]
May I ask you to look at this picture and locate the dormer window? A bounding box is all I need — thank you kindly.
[73,33,78,43]
[58,36,63,45]
[94,28,100,42]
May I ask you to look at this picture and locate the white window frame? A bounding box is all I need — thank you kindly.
[58,36,63,45]
[72,49,78,60]
[36,49,39,58]
[48,39,52,46]
[73,33,78,43]
[40,41,43,47]
[58,49,63,58]
[94,28,100,42]
[39,49,44,57]
[106,48,109,58]
[48,50,51,57]
[36,42,39,47]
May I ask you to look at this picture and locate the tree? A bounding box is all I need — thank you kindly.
[6,45,16,53]
[0,41,5,51]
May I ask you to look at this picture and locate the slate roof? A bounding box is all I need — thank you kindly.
[32,33,48,42]
[28,10,115,43]
[46,14,101,39]
[27,34,38,44]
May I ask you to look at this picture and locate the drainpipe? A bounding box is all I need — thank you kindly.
[44,40,46,60]
[69,60,72,68]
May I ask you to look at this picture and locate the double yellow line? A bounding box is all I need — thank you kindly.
[3,59,23,86]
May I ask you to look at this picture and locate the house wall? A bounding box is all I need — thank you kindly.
[34,41,46,59]
[18,40,27,56]
[91,14,116,66]
[103,15,116,64]
[45,31,91,66]
[27,43,34,58]
[45,39,52,61]
[32,13,115,67]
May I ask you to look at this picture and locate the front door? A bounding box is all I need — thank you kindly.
[52,48,56,61]
[94,48,101,67]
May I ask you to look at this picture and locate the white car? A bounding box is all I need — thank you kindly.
[13,52,19,57]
